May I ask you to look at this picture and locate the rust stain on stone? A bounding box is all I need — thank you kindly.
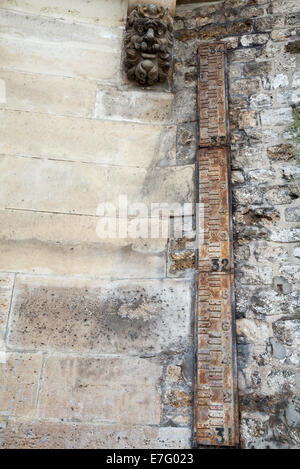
[170,251,195,270]
[167,390,192,409]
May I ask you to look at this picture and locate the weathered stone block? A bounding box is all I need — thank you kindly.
[0,353,43,418]
[235,207,280,227]
[238,284,299,318]
[0,0,128,27]
[265,186,299,205]
[221,36,239,49]
[271,28,300,42]
[0,11,122,82]
[268,228,300,243]
[229,78,261,96]
[0,70,96,118]
[176,123,197,165]
[230,48,258,63]
[168,249,195,277]
[0,9,122,49]
[231,170,245,184]
[240,34,269,47]
[232,145,271,170]
[234,244,251,263]
[1,419,191,449]
[38,356,162,424]
[273,318,300,347]
[0,156,194,216]
[279,265,300,284]
[129,0,176,16]
[236,318,272,345]
[236,265,273,285]
[1,37,122,83]
[0,273,14,349]
[172,62,197,91]
[0,0,298,450]
[7,275,192,354]
[285,206,300,222]
[285,12,300,26]
[292,71,300,88]
[281,164,300,181]
[293,247,300,258]
[276,88,300,106]
[175,30,196,42]
[247,169,275,184]
[227,20,253,35]
[253,243,288,264]
[254,16,285,32]
[272,74,289,89]
[198,24,227,40]
[195,12,225,28]
[95,87,174,124]
[172,88,197,123]
[249,93,272,109]
[273,276,292,295]
[238,110,257,129]
[243,61,272,78]
[173,38,198,66]
[0,210,167,278]
[233,186,264,205]
[260,108,294,127]
[270,1,300,16]
[1,110,176,167]
[267,144,295,161]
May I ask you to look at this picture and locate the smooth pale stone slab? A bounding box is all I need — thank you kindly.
[7,275,192,354]
[129,0,176,16]
[95,87,174,123]
[1,419,191,449]
[1,110,176,167]
[38,356,162,424]
[0,156,193,215]
[0,273,14,349]
[0,210,166,277]
[0,71,96,117]
[0,0,128,27]
[0,353,43,418]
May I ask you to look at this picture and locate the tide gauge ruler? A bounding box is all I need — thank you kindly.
[194,43,239,447]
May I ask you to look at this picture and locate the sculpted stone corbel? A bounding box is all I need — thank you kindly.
[124,3,174,86]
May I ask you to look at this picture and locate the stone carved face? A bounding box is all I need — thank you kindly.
[125,4,173,86]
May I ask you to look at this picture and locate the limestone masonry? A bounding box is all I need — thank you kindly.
[0,0,299,449]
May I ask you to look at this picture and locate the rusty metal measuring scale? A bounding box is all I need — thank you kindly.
[194,43,239,447]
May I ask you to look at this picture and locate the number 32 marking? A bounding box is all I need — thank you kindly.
[212,258,229,272]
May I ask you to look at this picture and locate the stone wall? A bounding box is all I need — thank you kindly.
[174,0,300,449]
[0,0,194,449]
[0,0,299,450]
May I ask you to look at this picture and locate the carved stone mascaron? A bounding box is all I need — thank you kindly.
[124,4,174,86]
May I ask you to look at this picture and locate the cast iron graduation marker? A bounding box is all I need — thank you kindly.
[194,43,239,447]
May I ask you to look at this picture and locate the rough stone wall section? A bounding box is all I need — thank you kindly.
[174,0,300,449]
